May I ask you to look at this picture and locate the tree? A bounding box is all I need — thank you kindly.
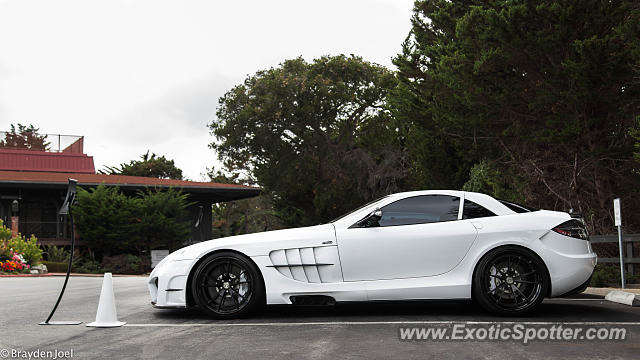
[74,184,141,257]
[101,150,183,179]
[137,187,193,252]
[461,160,527,204]
[207,168,283,237]
[632,117,640,170]
[210,55,406,226]
[393,0,640,233]
[74,184,194,257]
[0,123,50,151]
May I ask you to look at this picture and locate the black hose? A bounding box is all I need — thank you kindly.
[43,199,75,323]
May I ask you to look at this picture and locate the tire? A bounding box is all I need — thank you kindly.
[472,246,549,316]
[191,251,265,319]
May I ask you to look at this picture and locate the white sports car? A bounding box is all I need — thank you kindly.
[149,190,596,317]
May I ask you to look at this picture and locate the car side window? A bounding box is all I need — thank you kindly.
[378,195,460,227]
[462,200,497,219]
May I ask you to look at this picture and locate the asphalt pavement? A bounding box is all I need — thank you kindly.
[1,276,639,359]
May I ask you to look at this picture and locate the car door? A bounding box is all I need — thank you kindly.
[335,194,478,281]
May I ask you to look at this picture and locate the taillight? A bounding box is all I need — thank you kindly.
[552,219,589,240]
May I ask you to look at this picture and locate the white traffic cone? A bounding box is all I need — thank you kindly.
[86,273,126,327]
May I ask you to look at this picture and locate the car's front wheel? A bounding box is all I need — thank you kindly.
[191,251,264,319]
[472,246,549,316]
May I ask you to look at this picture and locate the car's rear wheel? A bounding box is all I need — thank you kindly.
[472,246,549,316]
[191,251,264,319]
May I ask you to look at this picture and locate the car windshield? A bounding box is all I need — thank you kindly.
[329,195,390,223]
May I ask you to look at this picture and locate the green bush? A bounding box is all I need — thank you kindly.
[101,254,148,274]
[7,234,43,265]
[1,219,43,265]
[41,260,69,273]
[0,219,11,241]
[0,241,9,261]
[71,256,104,274]
[44,245,70,263]
[590,264,636,287]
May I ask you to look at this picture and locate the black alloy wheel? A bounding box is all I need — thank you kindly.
[473,246,549,316]
[191,251,264,319]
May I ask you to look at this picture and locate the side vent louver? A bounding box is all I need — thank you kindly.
[268,246,341,283]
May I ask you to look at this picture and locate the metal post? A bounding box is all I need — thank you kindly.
[614,198,624,289]
[618,225,625,289]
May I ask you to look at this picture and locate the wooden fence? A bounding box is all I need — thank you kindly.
[590,234,640,275]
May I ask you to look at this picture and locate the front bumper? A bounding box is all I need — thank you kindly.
[151,301,187,309]
[148,259,194,308]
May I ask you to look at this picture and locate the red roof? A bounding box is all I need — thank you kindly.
[0,148,95,173]
[0,170,258,190]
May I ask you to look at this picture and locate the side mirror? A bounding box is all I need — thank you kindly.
[355,208,383,228]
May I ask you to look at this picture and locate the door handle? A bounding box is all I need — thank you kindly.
[322,240,333,245]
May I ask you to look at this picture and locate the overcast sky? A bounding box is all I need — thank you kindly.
[0,0,414,180]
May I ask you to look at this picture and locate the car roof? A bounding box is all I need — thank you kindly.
[386,189,465,199]
[374,190,514,215]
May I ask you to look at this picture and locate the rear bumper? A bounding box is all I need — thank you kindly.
[548,253,596,297]
[539,231,597,297]
[554,272,593,298]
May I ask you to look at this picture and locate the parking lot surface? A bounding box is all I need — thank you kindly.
[1,276,639,359]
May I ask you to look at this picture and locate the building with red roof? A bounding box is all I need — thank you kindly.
[0,131,259,246]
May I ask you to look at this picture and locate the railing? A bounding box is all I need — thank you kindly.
[590,234,640,276]
[19,221,59,239]
[15,220,81,246]
[0,131,84,153]
[589,234,640,268]
[37,238,84,246]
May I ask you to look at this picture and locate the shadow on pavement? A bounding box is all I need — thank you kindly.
[147,295,638,324]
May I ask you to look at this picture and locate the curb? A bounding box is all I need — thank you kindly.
[605,290,640,306]
[583,287,640,296]
[0,273,52,278]
[49,273,148,277]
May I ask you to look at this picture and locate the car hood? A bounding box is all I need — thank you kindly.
[166,223,336,260]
